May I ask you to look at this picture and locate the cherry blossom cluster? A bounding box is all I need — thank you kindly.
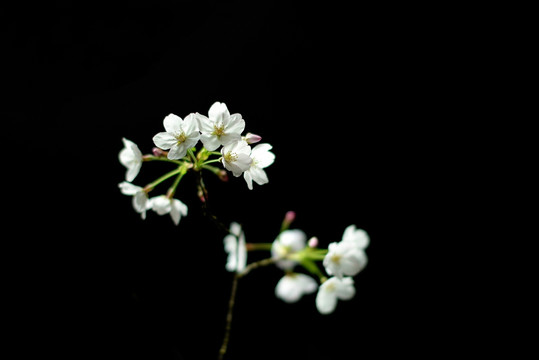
[224,212,369,314]
[118,102,275,225]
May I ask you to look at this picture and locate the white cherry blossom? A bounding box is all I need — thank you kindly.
[152,113,200,160]
[342,225,370,250]
[275,273,317,303]
[150,195,188,225]
[221,140,252,177]
[118,181,150,219]
[323,241,368,279]
[196,102,245,151]
[244,143,275,190]
[323,225,369,278]
[271,229,307,270]
[315,277,355,315]
[119,138,143,182]
[223,222,247,273]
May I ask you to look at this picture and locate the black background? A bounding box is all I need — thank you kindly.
[2,2,461,360]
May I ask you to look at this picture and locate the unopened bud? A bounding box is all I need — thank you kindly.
[152,147,168,157]
[218,170,229,182]
[284,211,296,224]
[244,133,262,144]
[308,237,319,248]
[280,210,296,232]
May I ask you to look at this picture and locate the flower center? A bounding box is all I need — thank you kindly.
[175,132,187,144]
[330,254,342,264]
[224,151,238,163]
[325,282,337,292]
[213,123,225,137]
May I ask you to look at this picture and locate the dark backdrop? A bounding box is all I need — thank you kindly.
[3,3,451,360]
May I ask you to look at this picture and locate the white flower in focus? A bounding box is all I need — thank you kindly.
[342,224,370,250]
[150,195,188,225]
[244,143,275,190]
[316,277,355,315]
[271,229,307,270]
[119,138,143,182]
[223,222,247,272]
[323,225,369,278]
[196,102,245,151]
[221,140,252,177]
[275,273,317,303]
[118,181,150,219]
[152,113,200,160]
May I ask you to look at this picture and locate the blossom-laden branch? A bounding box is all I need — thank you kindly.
[218,215,370,359]
[118,102,275,226]
[117,101,371,360]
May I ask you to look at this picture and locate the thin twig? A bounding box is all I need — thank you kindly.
[218,273,239,360]
[218,257,279,359]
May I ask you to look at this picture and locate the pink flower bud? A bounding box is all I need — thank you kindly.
[284,211,296,224]
[244,132,262,144]
[218,170,229,182]
[308,237,319,248]
[152,147,168,157]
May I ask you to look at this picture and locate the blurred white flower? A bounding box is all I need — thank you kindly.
[119,138,143,182]
[323,225,369,278]
[152,113,200,160]
[243,143,275,190]
[271,229,307,270]
[224,222,247,273]
[118,181,150,219]
[316,277,355,315]
[342,225,370,250]
[323,242,368,279]
[197,102,245,151]
[275,273,317,303]
[150,195,188,225]
[221,140,252,177]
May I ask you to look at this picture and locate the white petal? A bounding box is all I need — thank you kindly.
[237,233,247,272]
[125,162,142,182]
[229,222,242,237]
[151,196,171,215]
[316,283,338,315]
[170,199,187,225]
[234,153,253,173]
[163,113,183,133]
[196,113,214,133]
[275,275,303,303]
[252,144,276,168]
[118,181,141,195]
[153,132,177,150]
[208,102,229,121]
[168,143,188,160]
[200,134,221,151]
[296,274,318,294]
[182,113,199,133]
[250,166,269,186]
[225,115,245,135]
[220,132,242,146]
[342,225,370,249]
[133,192,149,213]
[279,229,307,251]
[336,277,356,300]
[243,170,254,190]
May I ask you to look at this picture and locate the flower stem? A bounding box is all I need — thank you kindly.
[246,243,273,251]
[218,257,278,359]
[166,166,188,198]
[218,273,239,360]
[144,167,183,192]
[201,158,222,166]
